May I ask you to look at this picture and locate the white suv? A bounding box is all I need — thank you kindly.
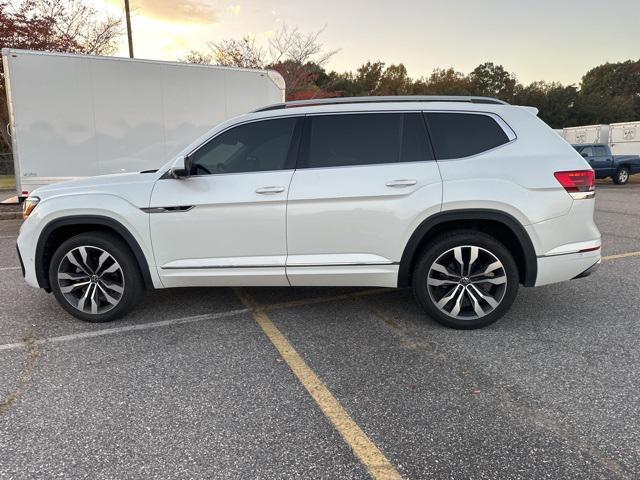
[17,96,601,329]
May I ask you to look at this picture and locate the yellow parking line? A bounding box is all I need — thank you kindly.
[602,251,640,261]
[235,289,403,480]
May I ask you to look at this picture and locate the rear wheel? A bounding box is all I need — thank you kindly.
[49,232,144,322]
[412,231,519,329]
[613,167,629,185]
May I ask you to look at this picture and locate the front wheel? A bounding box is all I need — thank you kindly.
[412,231,519,329]
[613,167,629,185]
[49,232,144,322]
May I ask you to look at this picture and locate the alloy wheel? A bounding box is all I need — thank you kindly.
[427,245,507,320]
[619,169,629,183]
[57,246,125,315]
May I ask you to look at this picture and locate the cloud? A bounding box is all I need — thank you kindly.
[109,0,217,24]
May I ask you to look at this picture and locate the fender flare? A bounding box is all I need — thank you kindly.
[35,215,154,290]
[397,209,538,288]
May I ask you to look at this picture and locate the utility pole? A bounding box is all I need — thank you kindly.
[124,0,134,58]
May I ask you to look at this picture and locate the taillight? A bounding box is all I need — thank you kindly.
[554,170,595,199]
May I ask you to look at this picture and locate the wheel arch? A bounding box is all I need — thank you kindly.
[35,215,154,291]
[398,209,537,288]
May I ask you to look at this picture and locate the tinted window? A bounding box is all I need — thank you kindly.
[425,113,510,160]
[594,146,608,157]
[303,113,432,169]
[579,146,594,157]
[190,118,296,175]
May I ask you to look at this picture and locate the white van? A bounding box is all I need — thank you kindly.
[2,49,285,199]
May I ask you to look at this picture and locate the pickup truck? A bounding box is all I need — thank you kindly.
[572,143,640,185]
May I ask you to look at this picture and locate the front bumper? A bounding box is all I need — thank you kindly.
[16,244,25,277]
[16,218,42,289]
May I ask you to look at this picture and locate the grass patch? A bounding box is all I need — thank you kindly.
[0,175,15,189]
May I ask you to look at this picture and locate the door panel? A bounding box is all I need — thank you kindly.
[286,163,442,286]
[592,145,613,175]
[150,171,293,287]
[149,116,300,287]
[284,112,441,287]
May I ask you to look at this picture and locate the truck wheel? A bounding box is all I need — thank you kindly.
[412,230,519,329]
[49,232,144,322]
[613,167,629,185]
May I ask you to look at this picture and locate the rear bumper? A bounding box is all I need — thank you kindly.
[572,258,601,280]
[535,248,601,287]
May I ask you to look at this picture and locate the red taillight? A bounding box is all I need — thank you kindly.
[554,170,595,199]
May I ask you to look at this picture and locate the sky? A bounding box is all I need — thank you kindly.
[92,0,640,86]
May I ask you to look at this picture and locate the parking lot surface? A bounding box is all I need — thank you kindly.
[1,183,639,479]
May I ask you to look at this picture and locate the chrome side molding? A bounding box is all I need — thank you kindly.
[141,205,194,214]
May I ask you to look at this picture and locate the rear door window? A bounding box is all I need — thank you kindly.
[594,146,608,157]
[579,146,594,157]
[301,113,433,169]
[424,112,511,160]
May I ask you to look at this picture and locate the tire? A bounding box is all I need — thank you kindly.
[613,167,629,185]
[412,230,519,329]
[49,232,144,322]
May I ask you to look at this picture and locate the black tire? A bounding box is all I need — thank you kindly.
[412,230,519,329]
[49,232,144,322]
[613,167,629,185]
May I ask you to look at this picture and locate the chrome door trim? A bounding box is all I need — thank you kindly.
[161,261,398,270]
[141,206,194,214]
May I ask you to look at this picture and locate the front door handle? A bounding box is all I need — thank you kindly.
[256,186,285,194]
[386,179,417,188]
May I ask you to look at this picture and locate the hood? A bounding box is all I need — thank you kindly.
[31,171,161,207]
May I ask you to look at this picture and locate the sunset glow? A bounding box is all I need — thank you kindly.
[93,0,640,85]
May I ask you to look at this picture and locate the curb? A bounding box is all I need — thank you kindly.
[0,212,21,221]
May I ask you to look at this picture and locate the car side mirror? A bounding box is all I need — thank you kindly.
[581,152,588,158]
[170,155,192,179]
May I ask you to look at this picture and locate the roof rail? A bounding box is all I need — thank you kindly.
[254,95,509,112]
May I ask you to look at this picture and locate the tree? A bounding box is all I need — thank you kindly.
[377,64,412,95]
[186,24,339,99]
[469,62,517,101]
[572,94,636,126]
[179,50,212,65]
[32,0,122,55]
[353,61,385,95]
[513,81,578,128]
[0,0,123,155]
[414,68,476,95]
[210,36,264,69]
[580,60,640,98]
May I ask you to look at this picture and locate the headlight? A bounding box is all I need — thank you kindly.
[22,196,40,220]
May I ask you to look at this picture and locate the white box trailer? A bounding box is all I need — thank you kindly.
[562,124,610,145]
[2,49,285,198]
[609,121,640,156]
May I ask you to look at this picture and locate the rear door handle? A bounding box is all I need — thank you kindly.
[256,186,285,194]
[386,179,417,188]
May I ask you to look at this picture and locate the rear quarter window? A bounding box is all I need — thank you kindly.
[424,112,511,160]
